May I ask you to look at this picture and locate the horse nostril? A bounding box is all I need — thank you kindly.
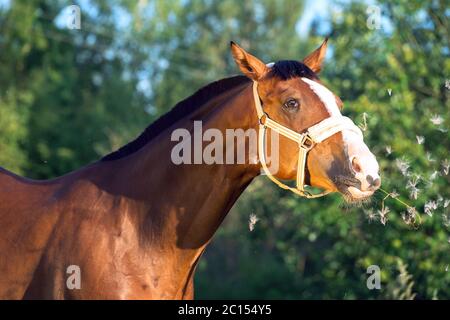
[351,157,362,173]
[373,178,381,189]
[366,175,381,189]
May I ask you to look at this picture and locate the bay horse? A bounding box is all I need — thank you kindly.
[0,39,380,299]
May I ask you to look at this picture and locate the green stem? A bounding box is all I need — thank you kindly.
[378,187,422,228]
[379,188,413,208]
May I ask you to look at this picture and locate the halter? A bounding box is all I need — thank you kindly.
[253,80,363,198]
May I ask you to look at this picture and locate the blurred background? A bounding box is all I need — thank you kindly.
[0,0,449,299]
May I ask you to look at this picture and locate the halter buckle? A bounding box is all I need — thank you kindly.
[299,134,314,150]
[259,113,268,126]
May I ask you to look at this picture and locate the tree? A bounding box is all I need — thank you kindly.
[0,0,150,178]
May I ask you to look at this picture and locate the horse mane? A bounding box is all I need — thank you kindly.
[268,60,318,81]
[101,75,250,161]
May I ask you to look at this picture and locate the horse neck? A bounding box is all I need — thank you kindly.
[98,80,260,252]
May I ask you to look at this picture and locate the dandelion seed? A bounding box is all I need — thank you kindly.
[401,212,412,225]
[390,190,399,198]
[444,199,450,208]
[430,114,444,126]
[359,112,368,132]
[248,213,259,232]
[406,176,420,200]
[408,186,419,200]
[408,207,417,216]
[442,159,449,175]
[426,152,435,162]
[378,206,390,226]
[379,206,390,216]
[402,207,417,225]
[396,158,410,176]
[424,201,438,217]
[446,79,450,90]
[407,176,420,188]
[416,135,425,144]
[442,214,450,228]
[429,171,439,181]
[364,209,377,223]
[385,145,392,155]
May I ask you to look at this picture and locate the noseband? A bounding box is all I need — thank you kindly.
[253,80,363,198]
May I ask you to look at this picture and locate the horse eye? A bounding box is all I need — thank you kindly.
[283,98,299,111]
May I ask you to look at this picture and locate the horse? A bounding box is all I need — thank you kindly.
[0,39,380,299]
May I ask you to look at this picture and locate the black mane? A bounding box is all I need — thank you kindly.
[269,60,317,80]
[101,75,250,161]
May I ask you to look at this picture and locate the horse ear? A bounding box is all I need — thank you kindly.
[230,41,268,81]
[303,38,328,73]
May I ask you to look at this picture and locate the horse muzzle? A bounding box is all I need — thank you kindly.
[340,152,380,201]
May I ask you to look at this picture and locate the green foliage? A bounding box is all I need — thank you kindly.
[0,0,448,299]
[0,0,150,178]
[387,259,417,300]
[0,88,29,173]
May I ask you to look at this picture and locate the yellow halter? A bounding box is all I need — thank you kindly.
[252,81,363,198]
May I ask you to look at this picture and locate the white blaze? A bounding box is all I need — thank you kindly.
[301,77,380,197]
[301,78,341,117]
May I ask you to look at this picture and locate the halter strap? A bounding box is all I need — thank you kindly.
[253,81,363,198]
